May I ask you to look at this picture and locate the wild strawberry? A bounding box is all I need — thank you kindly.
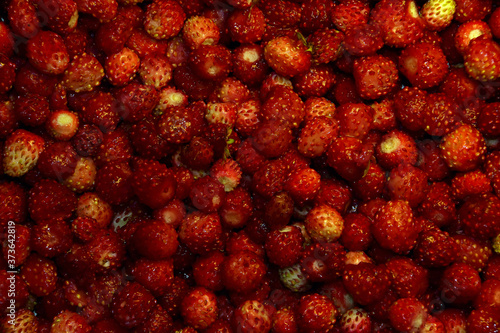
[453,234,492,272]
[304,96,336,120]
[337,103,374,139]
[130,257,174,297]
[393,86,427,132]
[339,307,372,333]
[464,36,500,81]
[20,253,57,297]
[131,159,176,209]
[3,129,44,178]
[265,226,304,268]
[439,123,486,172]
[298,116,338,158]
[45,110,80,141]
[156,86,188,115]
[94,14,134,56]
[326,136,373,181]
[284,167,321,206]
[270,307,299,333]
[454,0,492,23]
[104,47,140,86]
[259,0,301,28]
[343,262,391,306]
[260,191,293,231]
[62,53,104,93]
[13,93,50,128]
[222,250,267,293]
[435,309,467,333]
[418,182,456,228]
[423,92,463,137]
[372,200,418,254]
[131,219,178,260]
[331,0,370,32]
[388,297,428,332]
[77,92,119,133]
[343,23,384,57]
[14,62,59,97]
[264,36,312,78]
[398,41,449,89]
[440,262,481,305]
[477,102,500,138]
[0,181,27,227]
[304,204,344,243]
[135,305,174,333]
[250,120,292,159]
[300,241,346,282]
[31,217,72,258]
[179,211,223,254]
[291,64,335,98]
[144,0,186,39]
[95,128,133,167]
[375,129,418,170]
[454,20,492,55]
[458,193,500,240]
[387,163,428,207]
[180,287,218,330]
[295,293,338,333]
[451,169,491,200]
[128,116,172,160]
[26,30,70,75]
[7,0,40,39]
[353,54,398,100]
[181,15,219,51]
[36,141,78,181]
[231,299,272,333]
[114,82,160,123]
[1,308,39,332]
[209,158,242,192]
[138,55,173,90]
[227,6,265,44]
[370,0,425,48]
[0,57,15,95]
[305,28,343,66]
[76,0,117,22]
[189,175,226,213]
[94,162,134,205]
[421,0,456,31]
[475,279,500,311]
[413,228,458,267]
[467,307,500,332]
[111,282,157,329]
[189,43,232,81]
[28,178,76,222]
[205,102,237,127]
[339,213,372,252]
[0,21,14,57]
[386,257,429,299]
[158,104,206,144]
[192,250,225,292]
[262,85,304,129]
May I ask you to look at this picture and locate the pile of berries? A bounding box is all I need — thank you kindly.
[1,0,500,332]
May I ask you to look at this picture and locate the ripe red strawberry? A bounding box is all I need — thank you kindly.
[454,20,492,55]
[0,21,14,57]
[111,281,157,329]
[298,116,338,158]
[14,62,59,97]
[62,156,96,193]
[77,92,119,133]
[264,36,312,78]
[189,175,226,213]
[94,14,134,56]
[467,307,500,333]
[7,0,41,39]
[386,257,429,299]
[464,36,500,81]
[0,181,27,226]
[453,234,492,272]
[331,0,370,32]
[227,6,265,44]
[262,85,304,129]
[45,109,80,141]
[28,178,77,222]
[192,250,225,292]
[337,103,374,139]
[189,44,232,81]
[94,162,134,205]
[458,193,500,240]
[343,23,384,57]
[181,15,219,50]
[372,200,419,254]
[131,218,178,260]
[353,54,398,100]
[265,226,304,268]
[2,223,30,267]
[232,44,268,87]
[128,115,172,160]
[388,297,428,332]
[423,92,463,137]
[130,257,174,296]
[131,159,176,209]
[3,129,45,177]
[454,0,492,23]
[158,103,206,144]
[375,129,418,170]
[306,28,344,66]
[477,102,500,138]
[180,287,218,330]
[386,163,428,207]
[413,228,458,267]
[451,169,491,200]
[0,58,15,95]
[421,0,456,31]
[37,141,78,181]
[250,120,292,159]
[232,299,272,333]
[50,309,91,333]
[179,211,223,254]
[343,262,391,306]
[114,82,160,123]
[398,41,449,89]
[104,47,140,86]
[393,86,427,132]
[326,136,373,181]
[339,307,372,333]
[20,253,57,297]
[222,250,266,293]
[304,96,336,120]
[296,293,338,333]
[440,262,481,305]
[370,0,425,48]
[76,0,118,22]
[418,182,456,228]
[435,309,467,333]
[13,93,50,128]
[259,0,301,28]
[138,55,173,90]
[31,217,72,258]
[475,279,500,311]
[62,53,104,93]
[261,191,293,231]
[94,128,133,167]
[489,6,500,38]
[292,64,335,97]
[26,30,70,75]
[341,212,374,253]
